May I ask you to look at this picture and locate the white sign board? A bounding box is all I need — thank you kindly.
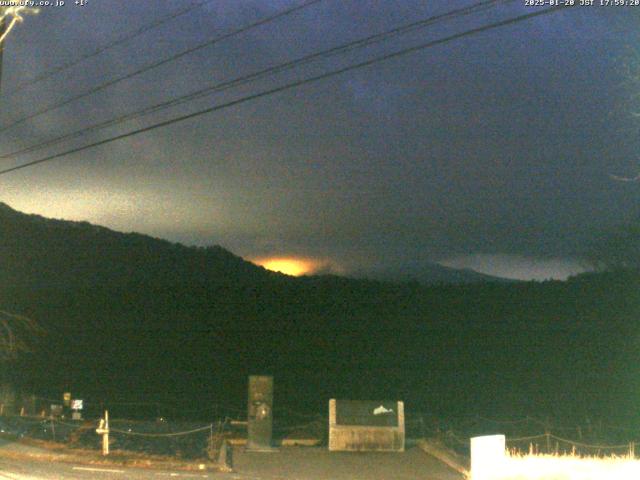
[71,399,83,411]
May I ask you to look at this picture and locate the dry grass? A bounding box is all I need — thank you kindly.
[486,451,640,480]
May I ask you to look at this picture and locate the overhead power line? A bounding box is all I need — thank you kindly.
[0,6,571,177]
[8,0,217,95]
[0,0,325,134]
[0,0,515,161]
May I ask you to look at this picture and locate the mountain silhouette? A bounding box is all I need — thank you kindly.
[1,202,638,426]
[348,262,515,285]
[0,202,273,289]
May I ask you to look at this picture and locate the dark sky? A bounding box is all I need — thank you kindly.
[0,1,638,279]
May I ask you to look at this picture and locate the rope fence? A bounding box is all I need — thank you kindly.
[428,413,640,459]
[2,398,640,460]
[504,432,636,450]
[110,424,213,437]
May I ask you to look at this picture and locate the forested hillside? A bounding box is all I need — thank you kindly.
[1,203,638,425]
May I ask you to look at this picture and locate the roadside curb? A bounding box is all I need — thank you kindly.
[417,438,470,478]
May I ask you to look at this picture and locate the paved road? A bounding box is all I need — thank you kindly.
[0,446,464,479]
[0,457,215,479]
[232,447,465,480]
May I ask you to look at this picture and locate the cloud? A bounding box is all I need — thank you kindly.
[438,254,588,281]
[2,1,638,276]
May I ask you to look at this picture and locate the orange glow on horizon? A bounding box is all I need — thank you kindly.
[252,257,316,276]
[251,256,343,277]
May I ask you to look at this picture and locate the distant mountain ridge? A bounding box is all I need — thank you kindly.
[0,202,273,288]
[1,201,639,425]
[348,262,515,285]
[0,201,507,286]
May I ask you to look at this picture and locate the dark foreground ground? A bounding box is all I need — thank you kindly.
[0,437,464,480]
[231,447,463,480]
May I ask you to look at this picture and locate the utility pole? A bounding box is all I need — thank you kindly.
[0,16,6,96]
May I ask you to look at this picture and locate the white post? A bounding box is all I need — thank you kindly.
[96,410,110,455]
[103,410,109,456]
[471,434,506,480]
[328,399,336,451]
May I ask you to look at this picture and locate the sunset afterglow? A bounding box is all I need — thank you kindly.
[252,257,322,276]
